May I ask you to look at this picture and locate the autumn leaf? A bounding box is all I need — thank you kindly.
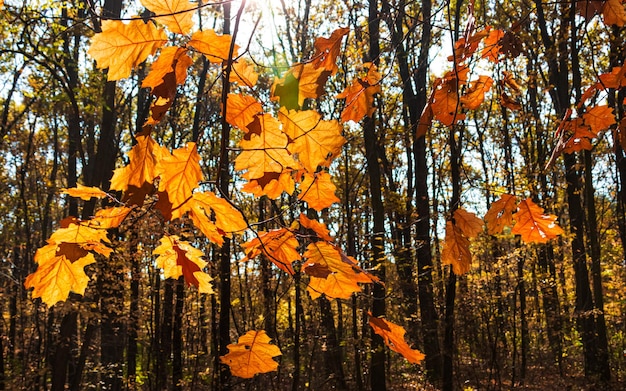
[90,206,134,229]
[368,313,425,364]
[336,63,382,123]
[460,75,494,110]
[241,170,296,199]
[453,208,483,238]
[153,235,214,293]
[512,198,564,243]
[603,0,626,26]
[242,228,300,275]
[312,27,349,74]
[298,172,340,211]
[272,62,330,110]
[141,46,192,90]
[279,108,345,173]
[299,213,334,242]
[481,28,505,63]
[220,330,282,379]
[562,118,597,153]
[230,59,259,87]
[225,94,263,131]
[188,191,247,246]
[188,29,237,63]
[441,221,472,275]
[155,142,203,220]
[432,78,466,126]
[583,105,616,134]
[140,0,195,35]
[597,61,626,89]
[448,27,489,63]
[484,193,517,235]
[88,19,168,81]
[61,184,108,201]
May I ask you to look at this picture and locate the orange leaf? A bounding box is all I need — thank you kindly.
[441,221,472,275]
[229,59,259,87]
[225,94,263,131]
[511,198,564,243]
[368,313,425,364]
[220,330,282,379]
[140,0,195,35]
[61,184,108,201]
[298,172,340,211]
[460,75,493,110]
[153,235,214,293]
[189,191,247,246]
[598,61,626,89]
[484,193,517,235]
[272,62,330,110]
[336,63,382,123]
[563,118,597,153]
[188,29,237,63]
[453,208,483,238]
[432,78,466,126]
[156,142,203,220]
[312,27,350,74]
[583,105,616,133]
[299,213,334,241]
[88,19,167,81]
[603,0,626,26]
[242,228,300,275]
[90,206,134,229]
[141,46,192,90]
[241,170,296,199]
[481,28,505,63]
[279,108,345,173]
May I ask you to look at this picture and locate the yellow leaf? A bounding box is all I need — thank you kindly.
[272,62,330,109]
[298,172,340,211]
[279,108,345,173]
[88,19,167,81]
[188,29,237,63]
[153,235,214,293]
[512,198,564,243]
[230,59,259,87]
[141,46,192,90]
[441,221,472,275]
[111,132,167,192]
[368,313,425,364]
[453,208,483,238]
[140,0,195,35]
[61,184,107,201]
[156,142,203,220]
[484,193,517,235]
[220,330,282,379]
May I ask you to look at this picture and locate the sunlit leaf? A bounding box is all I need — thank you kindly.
[453,208,483,238]
[225,94,263,131]
[230,59,259,87]
[441,221,472,275]
[188,29,237,63]
[61,184,108,201]
[481,28,505,62]
[141,0,195,35]
[583,105,616,134]
[484,193,517,235]
[603,0,626,26]
[242,228,300,275]
[312,27,349,74]
[512,198,564,243]
[460,75,493,110]
[153,235,214,293]
[336,63,382,123]
[298,172,340,211]
[220,330,282,379]
[368,313,425,364]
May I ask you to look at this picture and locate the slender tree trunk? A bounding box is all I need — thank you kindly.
[173,278,184,390]
[319,297,347,389]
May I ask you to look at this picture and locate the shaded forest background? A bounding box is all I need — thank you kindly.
[2,0,626,390]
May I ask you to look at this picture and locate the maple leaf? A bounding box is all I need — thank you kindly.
[155,142,203,220]
[279,108,345,173]
[153,235,214,293]
[272,62,330,109]
[140,0,195,35]
[481,28,505,62]
[225,94,263,131]
[88,19,168,81]
[235,113,295,180]
[460,75,494,110]
[242,228,300,275]
[441,221,472,275]
[188,29,237,63]
[603,0,626,26]
[484,193,517,235]
[453,208,483,238]
[512,198,564,243]
[562,118,597,153]
[336,63,382,123]
[304,242,378,300]
[89,206,134,229]
[583,105,616,134]
[188,191,247,246]
[230,59,259,87]
[61,184,108,201]
[368,313,425,364]
[220,330,282,379]
[298,172,340,211]
[448,27,489,63]
[299,213,334,241]
[597,61,626,89]
[141,46,192,90]
[312,27,349,74]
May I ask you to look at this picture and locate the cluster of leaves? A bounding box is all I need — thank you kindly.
[23,0,424,377]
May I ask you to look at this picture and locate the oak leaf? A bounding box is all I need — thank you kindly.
[140,0,195,35]
[336,63,382,123]
[299,213,334,242]
[460,75,494,110]
[453,208,483,238]
[583,105,616,134]
[441,221,472,275]
[597,61,626,89]
[484,193,517,235]
[153,235,214,293]
[279,108,345,173]
[312,27,349,74]
[242,228,300,275]
[368,313,425,364]
[88,19,168,81]
[511,198,564,243]
[188,29,237,63]
[298,172,340,211]
[603,0,626,26]
[225,94,263,131]
[220,330,282,379]
[188,191,247,246]
[481,28,505,63]
[61,184,108,201]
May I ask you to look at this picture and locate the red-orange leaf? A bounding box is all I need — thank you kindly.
[312,27,349,74]
[603,0,626,26]
[563,118,597,153]
[453,208,483,238]
[511,198,564,243]
[583,105,616,134]
[299,213,334,242]
[153,235,214,293]
[225,94,263,131]
[441,221,472,275]
[336,63,382,123]
[432,78,466,126]
[484,193,517,235]
[88,19,167,81]
[368,313,425,364]
[481,28,505,63]
[460,75,493,110]
[220,330,282,379]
